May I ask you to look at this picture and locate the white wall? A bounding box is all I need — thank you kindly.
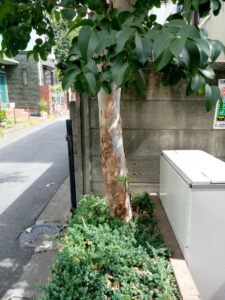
[150,0,178,24]
[201,10,225,62]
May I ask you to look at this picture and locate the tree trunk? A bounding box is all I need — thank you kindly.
[113,0,132,10]
[98,84,132,222]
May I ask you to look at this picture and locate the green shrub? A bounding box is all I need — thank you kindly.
[28,120,35,126]
[0,110,6,121]
[40,193,179,300]
[6,119,14,125]
[38,99,48,112]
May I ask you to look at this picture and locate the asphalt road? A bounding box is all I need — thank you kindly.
[0,118,69,297]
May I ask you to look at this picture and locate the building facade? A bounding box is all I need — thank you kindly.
[0,51,56,110]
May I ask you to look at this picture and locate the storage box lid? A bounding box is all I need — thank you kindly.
[162,150,225,186]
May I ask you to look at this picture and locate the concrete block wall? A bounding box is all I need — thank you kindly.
[70,63,225,199]
[5,52,40,109]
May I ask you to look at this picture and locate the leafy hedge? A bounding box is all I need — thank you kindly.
[0,110,6,122]
[40,193,179,300]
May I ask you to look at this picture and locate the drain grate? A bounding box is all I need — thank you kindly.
[19,223,59,248]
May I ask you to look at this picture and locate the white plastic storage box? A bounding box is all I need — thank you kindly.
[160,150,225,300]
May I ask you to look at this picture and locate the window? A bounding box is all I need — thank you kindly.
[22,69,28,85]
[43,67,54,86]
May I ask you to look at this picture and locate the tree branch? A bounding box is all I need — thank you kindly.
[45,0,88,15]
[101,0,108,10]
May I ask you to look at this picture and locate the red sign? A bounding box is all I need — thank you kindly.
[221,87,225,96]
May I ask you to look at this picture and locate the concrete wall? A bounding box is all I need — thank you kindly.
[70,63,225,200]
[5,52,40,109]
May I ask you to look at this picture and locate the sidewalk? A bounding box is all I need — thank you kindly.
[2,177,71,300]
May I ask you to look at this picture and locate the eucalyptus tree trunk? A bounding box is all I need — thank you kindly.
[98,0,133,222]
[98,84,132,222]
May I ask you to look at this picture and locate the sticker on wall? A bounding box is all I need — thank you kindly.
[213,79,225,129]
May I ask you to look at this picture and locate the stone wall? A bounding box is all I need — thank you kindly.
[70,63,225,200]
[5,52,40,109]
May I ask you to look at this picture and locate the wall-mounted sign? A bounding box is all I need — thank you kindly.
[213,79,225,129]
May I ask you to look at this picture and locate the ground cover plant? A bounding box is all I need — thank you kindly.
[40,193,180,300]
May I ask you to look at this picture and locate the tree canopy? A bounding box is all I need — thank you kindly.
[0,0,225,111]
[52,16,77,79]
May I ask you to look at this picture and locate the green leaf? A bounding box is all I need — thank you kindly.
[132,79,146,99]
[26,50,33,60]
[87,32,102,56]
[69,55,80,61]
[169,37,186,57]
[26,227,32,233]
[35,38,43,46]
[98,30,116,48]
[205,84,220,111]
[147,29,158,40]
[62,67,80,90]
[138,69,146,83]
[135,36,152,64]
[199,2,211,17]
[78,27,92,62]
[111,63,131,86]
[199,65,215,79]
[62,8,75,21]
[194,38,210,56]
[191,74,205,91]
[210,40,225,62]
[74,75,85,93]
[198,84,205,95]
[154,49,173,71]
[88,30,116,56]
[102,81,112,94]
[69,39,79,56]
[68,19,94,35]
[84,72,97,96]
[192,0,200,10]
[54,10,60,22]
[116,28,134,53]
[186,81,194,96]
[200,28,208,39]
[116,176,125,183]
[153,32,174,59]
[87,0,101,10]
[83,59,98,76]
[118,11,134,24]
[185,40,200,75]
[102,70,112,81]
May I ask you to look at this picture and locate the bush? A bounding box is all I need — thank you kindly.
[28,120,35,126]
[0,110,6,121]
[6,119,14,125]
[38,99,48,112]
[40,193,179,300]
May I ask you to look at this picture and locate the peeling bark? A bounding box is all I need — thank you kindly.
[113,0,132,10]
[98,84,132,222]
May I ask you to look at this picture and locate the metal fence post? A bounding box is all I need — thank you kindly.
[66,119,77,212]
